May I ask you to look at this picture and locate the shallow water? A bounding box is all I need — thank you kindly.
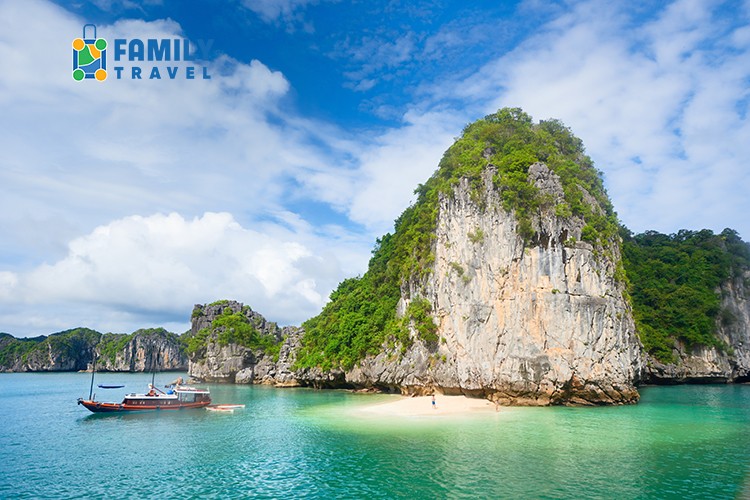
[1,373,748,499]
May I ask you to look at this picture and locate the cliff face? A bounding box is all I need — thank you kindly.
[339,164,642,404]
[187,301,301,385]
[0,328,186,372]
[171,186,748,397]
[645,271,750,383]
[720,272,750,381]
[95,329,187,372]
[1,329,98,372]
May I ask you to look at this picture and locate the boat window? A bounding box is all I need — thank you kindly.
[178,392,196,403]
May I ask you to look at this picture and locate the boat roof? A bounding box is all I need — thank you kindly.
[174,386,209,394]
[123,385,210,399]
[126,393,179,399]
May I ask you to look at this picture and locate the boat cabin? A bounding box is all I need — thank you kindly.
[120,387,211,408]
[175,388,211,404]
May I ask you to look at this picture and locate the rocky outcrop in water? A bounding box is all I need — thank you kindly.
[197,163,642,404]
[322,164,642,404]
[187,301,302,385]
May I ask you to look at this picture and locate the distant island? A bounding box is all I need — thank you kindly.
[2,109,749,404]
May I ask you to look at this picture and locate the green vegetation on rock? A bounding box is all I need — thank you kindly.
[468,227,485,244]
[404,297,439,344]
[1,327,186,371]
[298,108,617,371]
[98,333,131,364]
[622,228,750,364]
[296,272,403,371]
[187,307,281,361]
[440,108,618,246]
[0,328,101,370]
[0,335,41,369]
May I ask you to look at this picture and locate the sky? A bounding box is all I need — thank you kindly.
[1,0,749,337]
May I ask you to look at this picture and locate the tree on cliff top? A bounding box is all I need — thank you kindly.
[296,108,619,371]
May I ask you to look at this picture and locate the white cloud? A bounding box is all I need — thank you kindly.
[345,110,462,233]
[241,0,320,30]
[338,32,418,91]
[90,0,162,13]
[2,0,750,338]
[0,212,369,335]
[0,0,343,266]
[0,273,17,302]
[287,107,464,235]
[438,0,750,238]
[0,0,372,335]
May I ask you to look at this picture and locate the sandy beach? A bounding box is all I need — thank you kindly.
[356,394,500,417]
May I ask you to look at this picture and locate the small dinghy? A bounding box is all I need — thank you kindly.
[206,407,234,413]
[97,384,125,389]
[206,404,246,413]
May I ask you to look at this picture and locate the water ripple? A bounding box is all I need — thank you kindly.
[0,375,749,499]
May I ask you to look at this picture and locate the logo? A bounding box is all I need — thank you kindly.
[72,24,107,81]
[71,24,213,82]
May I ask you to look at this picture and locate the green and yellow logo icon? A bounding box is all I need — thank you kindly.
[72,24,107,81]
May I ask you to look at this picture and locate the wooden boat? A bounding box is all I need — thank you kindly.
[77,384,211,413]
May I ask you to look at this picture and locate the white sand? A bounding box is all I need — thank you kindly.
[356,394,500,417]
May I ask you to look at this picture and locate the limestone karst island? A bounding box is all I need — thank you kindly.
[2,109,749,406]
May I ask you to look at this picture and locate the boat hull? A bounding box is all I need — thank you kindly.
[77,398,211,413]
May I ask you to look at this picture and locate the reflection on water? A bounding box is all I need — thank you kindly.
[0,373,748,499]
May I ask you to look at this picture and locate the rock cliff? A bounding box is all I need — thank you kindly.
[0,328,186,372]
[645,271,750,383]
[0,328,99,372]
[337,164,642,404]
[187,300,302,385]
[95,328,187,372]
[286,110,646,404]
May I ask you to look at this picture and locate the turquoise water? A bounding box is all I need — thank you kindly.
[1,373,749,499]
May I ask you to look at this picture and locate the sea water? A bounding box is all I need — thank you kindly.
[0,372,748,499]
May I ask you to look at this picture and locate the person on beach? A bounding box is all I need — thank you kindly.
[432,394,436,409]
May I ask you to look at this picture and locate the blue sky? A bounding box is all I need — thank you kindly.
[1,0,749,337]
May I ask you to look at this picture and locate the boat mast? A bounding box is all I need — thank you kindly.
[150,347,157,387]
[88,354,97,400]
